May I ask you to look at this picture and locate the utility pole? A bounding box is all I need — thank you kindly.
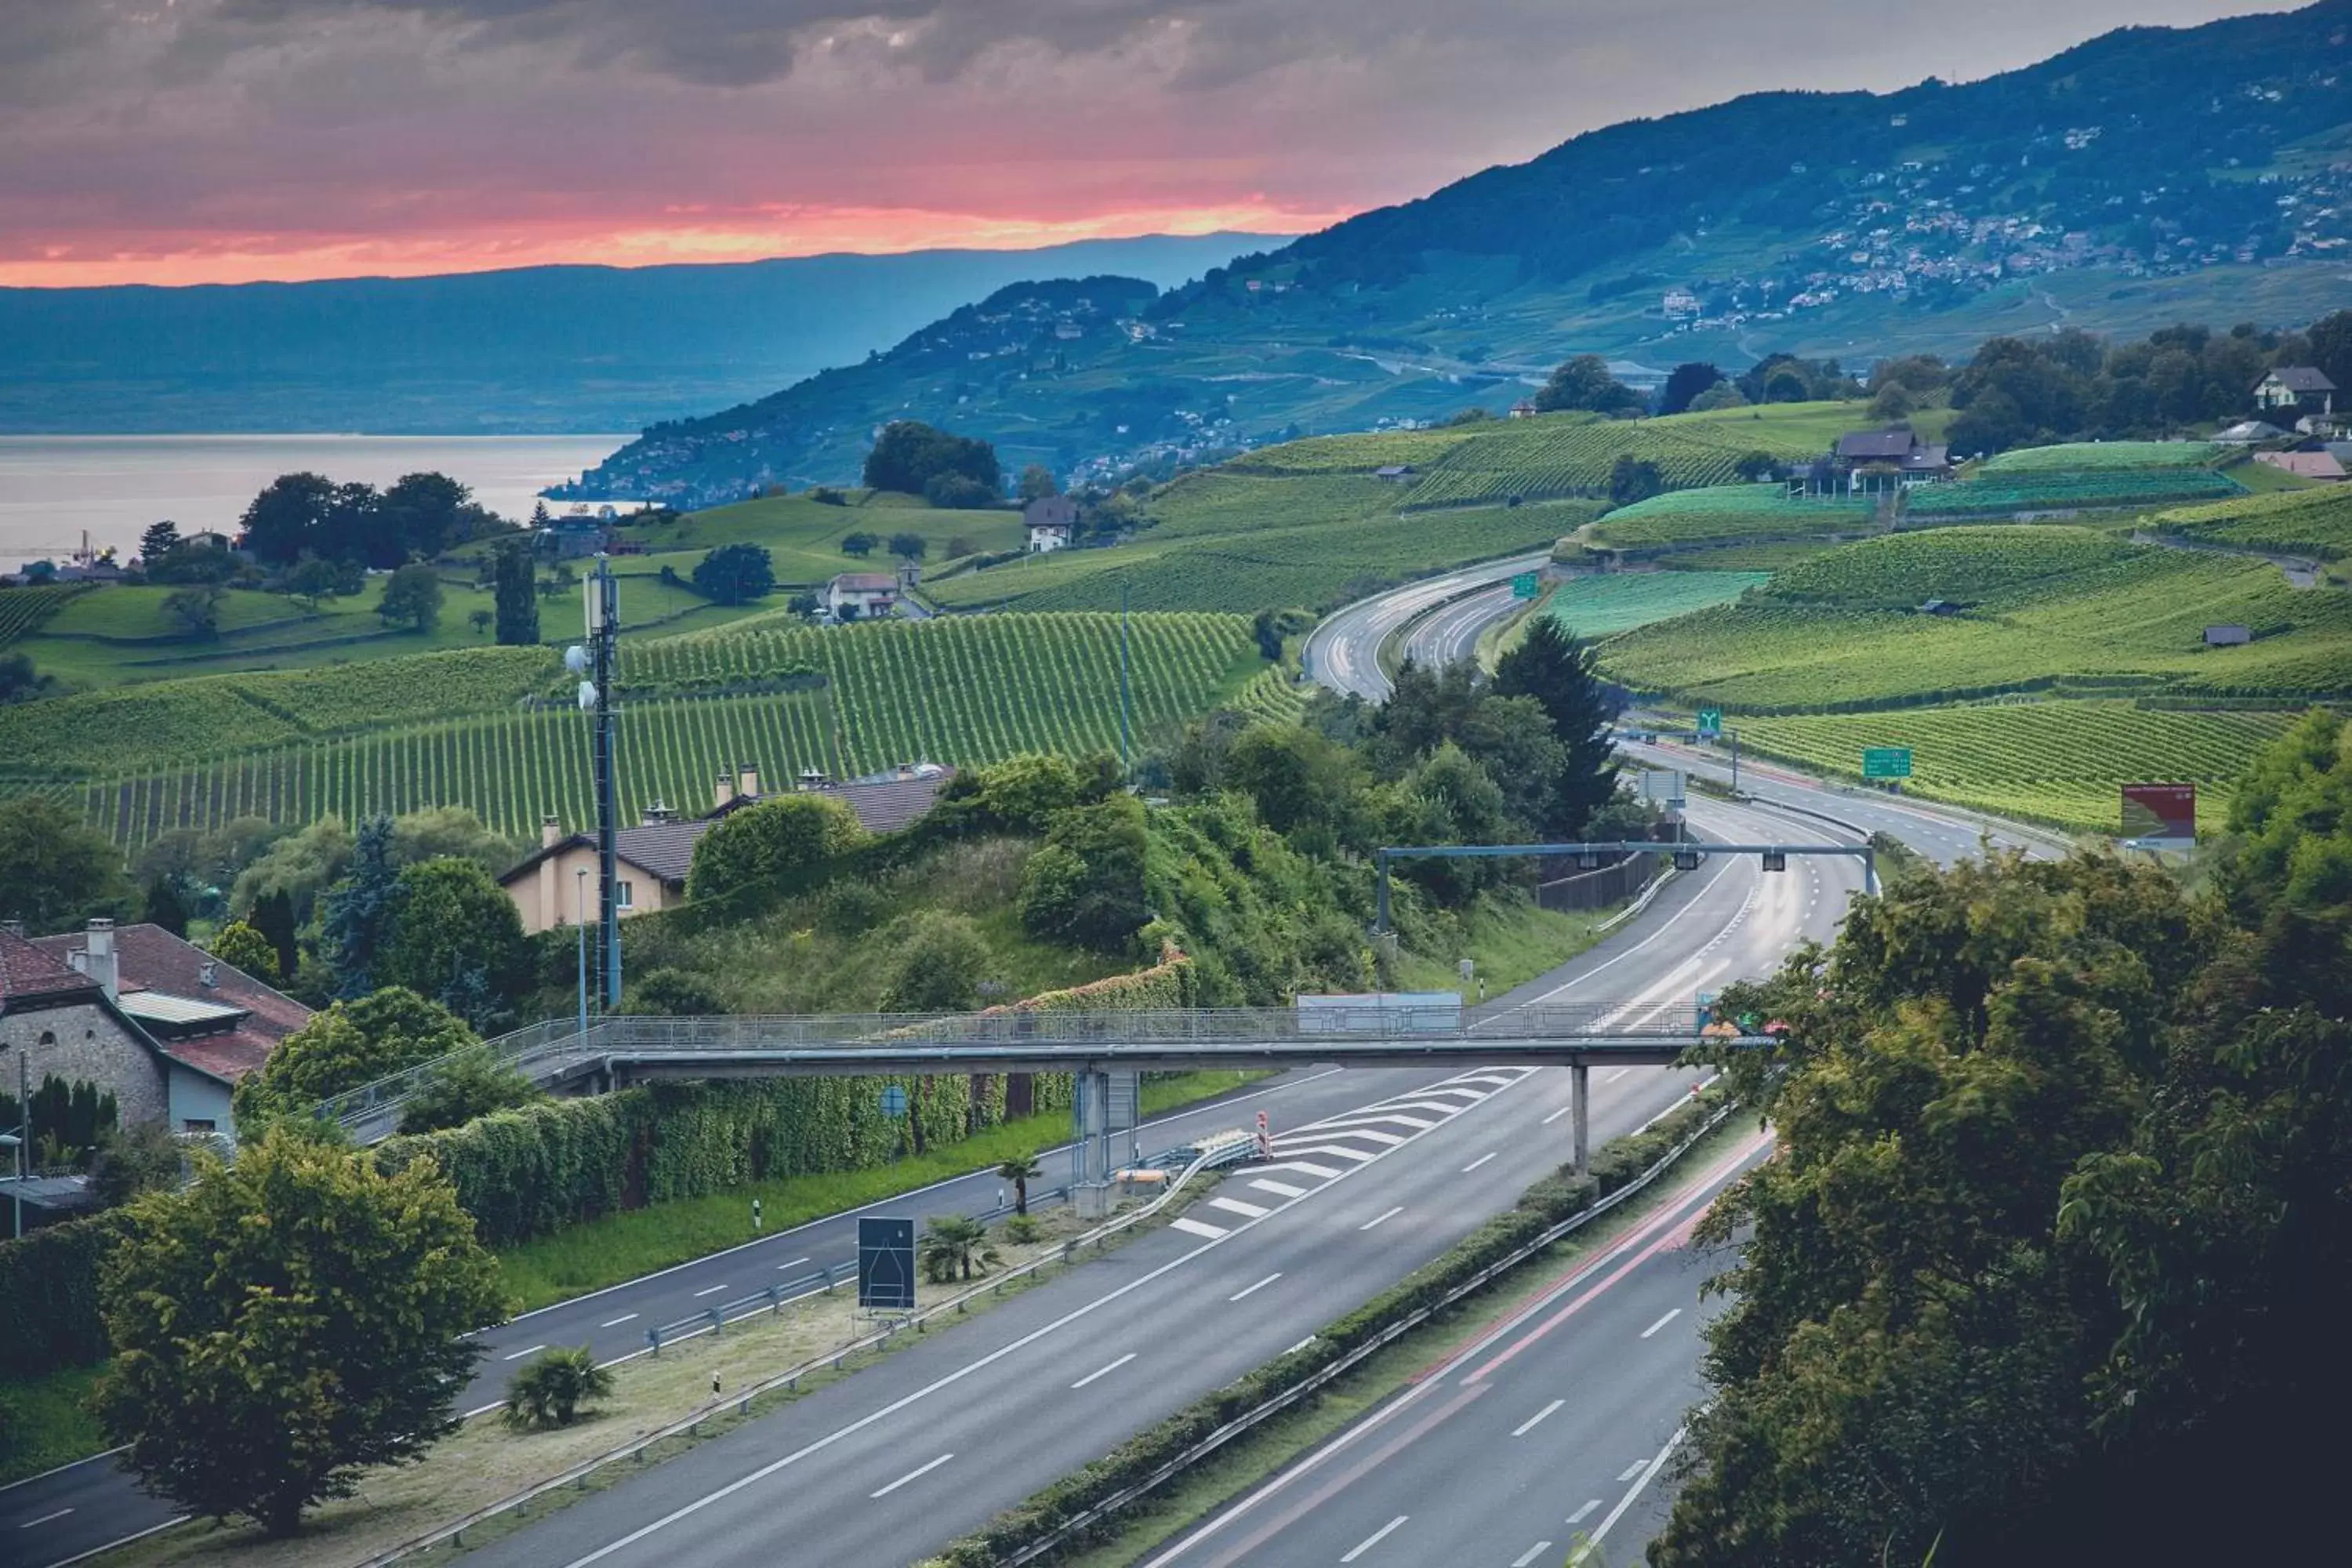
[575,559,623,1009]
[1119,578,1131,781]
[575,866,590,1038]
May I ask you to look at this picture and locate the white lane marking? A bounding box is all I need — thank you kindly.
[692,1284,728,1298]
[1447,1074,1516,1090]
[502,1344,548,1361]
[1356,1100,1471,1118]
[1071,1353,1136,1390]
[1333,1127,1406,1146]
[869,1452,953,1499]
[1250,1178,1308,1199]
[1273,1144,1374,1163]
[1616,1460,1646,1482]
[44,1515,188,1566]
[1573,1428,1687,1564]
[1602,1068,1628,1083]
[1513,1544,1555,1568]
[1417,1086,1488,1102]
[19,1508,74,1528]
[1512,1399,1565,1437]
[600,1314,638,1328]
[1257,1160,1344,1180]
[1359,1207,1403,1232]
[1541,1105,1572,1126]
[1229,1272,1283,1303]
[1341,1515,1410,1563]
[1461,1152,1497,1174]
[1209,1196,1271,1219]
[775,1257,810,1272]
[1567,1499,1602,1525]
[1640,1308,1682,1339]
[1303,1113,1436,1134]
[1171,1217,1228,1239]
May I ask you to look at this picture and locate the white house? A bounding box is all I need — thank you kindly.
[1023,495,1080,553]
[2253,367,2336,417]
[826,572,899,619]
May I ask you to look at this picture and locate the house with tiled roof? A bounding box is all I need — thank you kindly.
[4,919,303,1140]
[499,761,956,935]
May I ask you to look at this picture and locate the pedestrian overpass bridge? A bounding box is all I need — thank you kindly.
[325,1003,1756,1182]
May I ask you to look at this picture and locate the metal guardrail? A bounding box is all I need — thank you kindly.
[985,1098,1744,1566]
[321,1004,1731,1133]
[358,1136,1255,1565]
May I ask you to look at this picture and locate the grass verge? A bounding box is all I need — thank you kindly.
[1392,891,1612,996]
[0,1363,109,1486]
[992,1114,1753,1568]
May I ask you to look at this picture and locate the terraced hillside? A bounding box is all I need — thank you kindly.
[2150,483,2352,564]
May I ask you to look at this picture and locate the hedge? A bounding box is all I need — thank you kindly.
[931,1090,1728,1566]
[0,947,1200,1370]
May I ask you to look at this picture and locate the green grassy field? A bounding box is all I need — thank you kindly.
[1544,571,1769,637]
[6,613,1264,847]
[1737,702,2299,832]
[1599,529,2352,711]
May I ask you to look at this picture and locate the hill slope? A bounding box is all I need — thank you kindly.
[574,2,2352,502]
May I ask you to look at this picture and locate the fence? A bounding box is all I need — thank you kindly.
[1536,850,1661,913]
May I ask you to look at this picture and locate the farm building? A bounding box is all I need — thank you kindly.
[2252,367,2336,418]
[1828,426,1951,489]
[2213,419,2288,445]
[1374,465,1418,483]
[1024,494,1079,553]
[827,572,901,619]
[2254,450,2347,481]
[2204,624,2253,647]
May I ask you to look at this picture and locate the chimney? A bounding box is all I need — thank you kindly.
[198,960,219,989]
[0,918,21,939]
[797,766,828,791]
[738,761,760,800]
[542,814,562,849]
[85,917,118,1000]
[640,797,673,827]
[715,769,736,812]
[897,760,916,782]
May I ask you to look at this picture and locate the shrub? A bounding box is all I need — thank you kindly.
[502,1346,615,1432]
[685,793,867,904]
[924,473,1001,510]
[877,911,993,1011]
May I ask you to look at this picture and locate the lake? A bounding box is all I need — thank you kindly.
[0,434,627,568]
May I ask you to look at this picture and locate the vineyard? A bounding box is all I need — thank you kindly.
[1220,429,1477,477]
[1398,414,1838,511]
[1977,441,2226,472]
[0,584,92,647]
[9,613,1264,847]
[2151,483,2352,561]
[1598,547,2352,712]
[1907,467,2242,518]
[1758,527,2147,610]
[1588,485,1875,549]
[1544,572,1769,638]
[1737,702,2296,832]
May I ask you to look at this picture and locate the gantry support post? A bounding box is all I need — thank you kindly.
[1572,1062,1590,1178]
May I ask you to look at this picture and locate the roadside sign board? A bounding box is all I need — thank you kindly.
[1696,707,1722,737]
[2121,783,2197,846]
[879,1084,908,1120]
[1639,768,1685,806]
[1862,746,1913,779]
[1510,572,1540,600]
[858,1217,916,1311]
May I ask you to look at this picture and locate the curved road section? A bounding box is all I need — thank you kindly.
[1304,554,1545,702]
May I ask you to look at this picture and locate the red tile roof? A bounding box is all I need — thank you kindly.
[0,930,100,1007]
[29,923,310,1085]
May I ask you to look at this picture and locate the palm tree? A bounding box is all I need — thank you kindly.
[919,1214,1001,1283]
[502,1345,615,1431]
[996,1152,1044,1216]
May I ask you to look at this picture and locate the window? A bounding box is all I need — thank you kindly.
[615,880,635,909]
[183,1120,216,1134]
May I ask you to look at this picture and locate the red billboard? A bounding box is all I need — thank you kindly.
[2121,783,2197,844]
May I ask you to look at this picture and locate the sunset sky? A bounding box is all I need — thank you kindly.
[2,0,2282,289]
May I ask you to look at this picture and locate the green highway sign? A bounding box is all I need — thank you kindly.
[1510,572,1540,600]
[1862,746,1914,779]
[1696,707,1722,737]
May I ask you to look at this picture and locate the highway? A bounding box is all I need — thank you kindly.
[1140,1132,1772,1568]
[428,790,1867,1568]
[1303,554,1544,702]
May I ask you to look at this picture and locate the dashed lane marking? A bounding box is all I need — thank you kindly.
[1640,1308,1682,1339]
[1359,1207,1403,1232]
[1070,1354,1135,1390]
[1209,1196,1271,1220]
[1250,1178,1308,1199]
[1461,1152,1497,1174]
[1341,1515,1409,1563]
[1229,1273,1283,1303]
[1256,1160,1343,1180]
[1512,1399,1564,1437]
[869,1453,953,1499]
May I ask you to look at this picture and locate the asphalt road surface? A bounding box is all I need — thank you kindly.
[1302,555,1544,702]
[1140,1131,1773,1568]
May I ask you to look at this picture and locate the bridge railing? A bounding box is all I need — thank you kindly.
[320,1002,1719,1131]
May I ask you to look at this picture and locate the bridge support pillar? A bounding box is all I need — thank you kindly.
[1070,1069,1142,1219]
[1571,1062,1589,1178]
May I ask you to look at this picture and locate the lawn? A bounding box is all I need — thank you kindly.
[0,1362,107,1486]
[1544,570,1769,637]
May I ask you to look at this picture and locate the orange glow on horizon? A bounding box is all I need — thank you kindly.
[0,201,1338,289]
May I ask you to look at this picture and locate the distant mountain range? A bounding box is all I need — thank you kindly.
[0,234,1283,436]
[571,1,2352,503]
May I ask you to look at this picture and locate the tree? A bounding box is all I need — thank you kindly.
[492,539,539,644]
[285,554,341,613]
[1607,455,1664,503]
[1762,367,1810,402]
[91,1120,183,1207]
[209,920,282,982]
[839,531,879,557]
[376,858,528,1028]
[468,608,493,637]
[1015,795,1150,950]
[1017,463,1059,503]
[862,420,1001,496]
[232,818,353,931]
[917,1213,1000,1283]
[685,794,866,903]
[0,795,129,932]
[140,873,192,938]
[1732,449,1779,481]
[397,1047,543,1134]
[376,563,442,632]
[922,473,1000,510]
[319,814,400,997]
[1533,354,1645,416]
[887,531,927,561]
[996,1152,1043,1216]
[1688,379,1747,412]
[1492,616,1621,837]
[502,1347,615,1432]
[249,888,299,980]
[690,543,776,605]
[0,649,57,705]
[1658,361,1726,416]
[377,473,470,564]
[877,911,992,1011]
[139,519,180,563]
[162,585,223,641]
[239,473,339,564]
[92,1128,504,1535]
[231,986,478,1127]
